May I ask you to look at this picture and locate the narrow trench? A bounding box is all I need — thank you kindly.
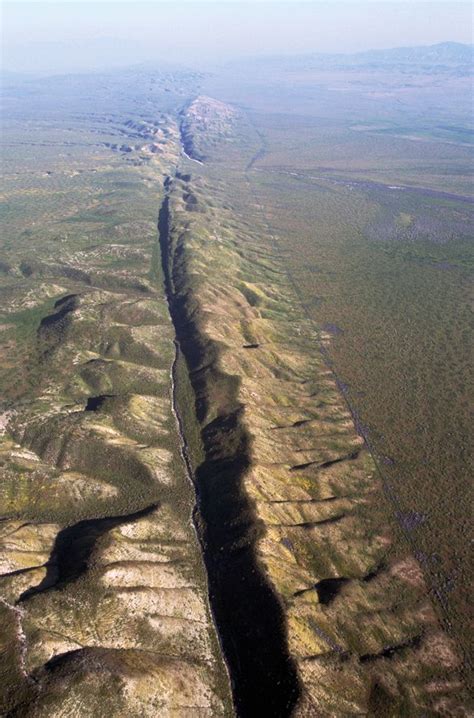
[158,178,300,717]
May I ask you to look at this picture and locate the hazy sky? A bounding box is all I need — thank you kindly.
[2,1,472,73]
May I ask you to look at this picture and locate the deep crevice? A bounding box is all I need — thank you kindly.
[293,576,350,605]
[360,634,423,663]
[290,449,361,472]
[280,514,346,529]
[158,178,300,717]
[84,394,116,411]
[315,577,350,605]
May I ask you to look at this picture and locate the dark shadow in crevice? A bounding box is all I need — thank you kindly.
[18,504,157,604]
[84,395,116,411]
[159,184,300,717]
[360,634,423,663]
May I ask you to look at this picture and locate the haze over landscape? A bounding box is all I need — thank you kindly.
[0,1,473,716]
[2,1,473,72]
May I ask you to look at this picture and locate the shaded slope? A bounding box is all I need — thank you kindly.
[159,178,300,716]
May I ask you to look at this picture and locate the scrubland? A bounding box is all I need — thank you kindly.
[0,57,472,716]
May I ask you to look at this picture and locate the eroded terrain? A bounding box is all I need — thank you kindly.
[1,65,472,716]
[0,76,230,717]
[159,96,470,715]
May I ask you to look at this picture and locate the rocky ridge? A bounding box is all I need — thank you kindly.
[160,95,470,714]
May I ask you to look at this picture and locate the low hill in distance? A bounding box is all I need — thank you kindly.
[240,41,473,74]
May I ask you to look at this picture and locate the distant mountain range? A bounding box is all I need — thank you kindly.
[3,40,472,81]
[245,42,473,75]
[328,42,473,67]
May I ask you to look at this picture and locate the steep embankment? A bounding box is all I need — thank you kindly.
[158,175,299,716]
[162,96,470,716]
